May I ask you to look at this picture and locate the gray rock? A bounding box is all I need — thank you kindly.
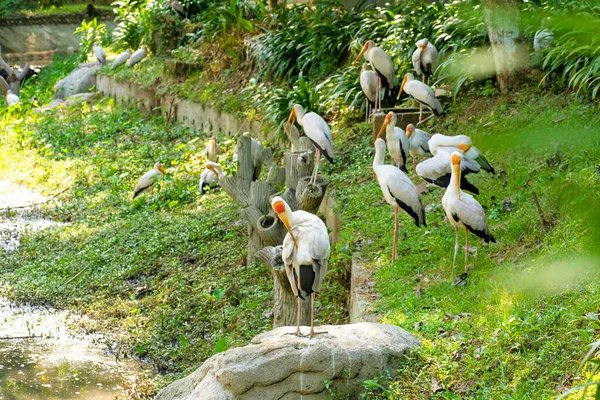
[54,63,100,100]
[155,322,419,400]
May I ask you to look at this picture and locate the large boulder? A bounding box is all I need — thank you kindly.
[54,62,101,100]
[155,322,419,400]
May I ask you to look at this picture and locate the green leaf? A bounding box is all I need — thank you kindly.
[213,288,226,300]
[214,337,228,353]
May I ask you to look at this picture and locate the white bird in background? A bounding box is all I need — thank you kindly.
[360,63,377,122]
[428,133,495,174]
[93,42,106,65]
[204,135,220,162]
[406,124,432,172]
[170,0,185,17]
[534,29,554,51]
[373,138,426,262]
[5,89,19,106]
[271,196,330,338]
[442,152,495,279]
[354,40,395,113]
[111,49,131,70]
[133,162,167,198]
[411,38,438,84]
[199,161,224,194]
[416,146,481,195]
[233,137,263,180]
[397,73,443,124]
[286,104,334,186]
[128,46,149,68]
[377,112,409,172]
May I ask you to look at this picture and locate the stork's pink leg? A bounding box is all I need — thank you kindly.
[392,205,399,262]
[464,227,469,274]
[296,275,302,336]
[376,75,381,112]
[310,148,321,186]
[452,225,459,270]
[419,104,423,123]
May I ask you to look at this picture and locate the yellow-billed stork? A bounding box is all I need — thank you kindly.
[199,161,224,194]
[377,112,409,172]
[397,73,443,124]
[128,46,148,67]
[412,38,438,84]
[406,123,432,172]
[354,40,395,112]
[111,49,131,70]
[93,42,106,65]
[360,63,377,121]
[204,135,220,162]
[429,133,495,174]
[133,162,166,198]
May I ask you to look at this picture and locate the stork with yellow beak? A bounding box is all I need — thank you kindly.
[353,40,395,112]
[416,144,481,195]
[204,135,220,162]
[397,73,443,124]
[271,196,330,337]
[406,124,432,172]
[442,152,495,277]
[377,112,409,172]
[428,133,495,174]
[360,63,377,122]
[411,38,438,84]
[199,161,224,194]
[133,162,167,198]
[286,104,334,186]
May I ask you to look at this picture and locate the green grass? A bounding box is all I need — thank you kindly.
[322,88,600,398]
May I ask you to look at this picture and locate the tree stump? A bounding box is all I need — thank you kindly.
[220,134,329,328]
[0,47,30,96]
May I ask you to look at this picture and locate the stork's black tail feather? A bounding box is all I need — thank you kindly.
[296,265,316,299]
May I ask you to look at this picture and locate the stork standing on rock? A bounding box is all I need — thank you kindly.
[397,73,443,124]
[271,196,330,338]
[411,38,438,85]
[354,40,394,113]
[111,49,131,70]
[377,112,409,173]
[442,152,495,279]
[128,46,149,67]
[93,42,106,65]
[133,162,167,198]
[373,138,426,262]
[360,63,377,122]
[286,104,334,186]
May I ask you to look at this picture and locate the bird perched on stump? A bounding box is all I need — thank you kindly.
[271,196,330,338]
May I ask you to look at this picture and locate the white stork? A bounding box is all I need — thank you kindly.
[271,196,330,337]
[411,38,438,84]
[416,146,481,195]
[199,161,224,194]
[286,104,334,186]
[360,63,377,122]
[128,46,148,67]
[133,162,167,198]
[429,133,495,174]
[373,138,426,262]
[377,112,409,172]
[442,152,495,276]
[406,124,432,172]
[93,42,106,65]
[397,73,443,124]
[354,40,395,112]
[204,135,220,162]
[5,90,19,106]
[111,49,131,70]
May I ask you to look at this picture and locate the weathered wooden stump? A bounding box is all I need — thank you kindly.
[221,134,328,328]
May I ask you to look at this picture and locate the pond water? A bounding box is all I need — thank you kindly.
[0,181,148,399]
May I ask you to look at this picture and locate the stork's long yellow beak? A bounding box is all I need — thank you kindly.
[397,76,407,100]
[285,109,296,137]
[207,165,217,175]
[377,118,390,140]
[353,44,367,65]
[452,163,461,200]
[278,212,298,248]
[158,165,167,175]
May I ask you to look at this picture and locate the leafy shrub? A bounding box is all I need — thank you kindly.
[74,18,111,63]
[0,0,35,17]
[195,0,267,41]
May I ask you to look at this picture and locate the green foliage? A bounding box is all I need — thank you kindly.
[0,0,35,17]
[74,18,110,63]
[195,0,267,41]
[112,0,149,51]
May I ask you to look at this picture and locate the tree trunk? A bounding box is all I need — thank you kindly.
[481,0,528,93]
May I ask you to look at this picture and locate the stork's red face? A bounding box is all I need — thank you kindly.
[457,143,471,153]
[377,113,393,140]
[273,200,286,215]
[157,163,167,175]
[406,125,414,138]
[272,199,298,248]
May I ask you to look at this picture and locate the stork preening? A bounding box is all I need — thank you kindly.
[5,89,19,106]
[93,42,106,65]
[429,134,495,174]
[360,63,377,122]
[442,152,495,278]
[416,146,481,195]
[128,46,149,67]
[199,161,224,194]
[411,38,438,84]
[354,40,394,113]
[133,162,167,198]
[111,49,131,70]
[397,73,443,124]
[204,135,220,162]
[377,112,409,173]
[286,104,334,186]
[406,124,432,172]
[271,196,330,337]
[373,138,426,262]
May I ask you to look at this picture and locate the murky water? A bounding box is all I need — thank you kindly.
[0,181,147,399]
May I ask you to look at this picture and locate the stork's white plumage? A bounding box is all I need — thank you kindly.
[111,49,131,70]
[128,46,148,67]
[406,124,432,171]
[428,133,495,174]
[397,73,443,124]
[5,89,19,106]
[377,112,409,172]
[204,135,220,162]
[360,63,377,122]
[93,43,106,65]
[534,29,554,51]
[373,138,426,262]
[287,104,334,186]
[271,196,330,337]
[416,147,481,195]
[354,40,395,112]
[411,38,438,83]
[133,162,167,198]
[199,161,224,194]
[442,152,495,277]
